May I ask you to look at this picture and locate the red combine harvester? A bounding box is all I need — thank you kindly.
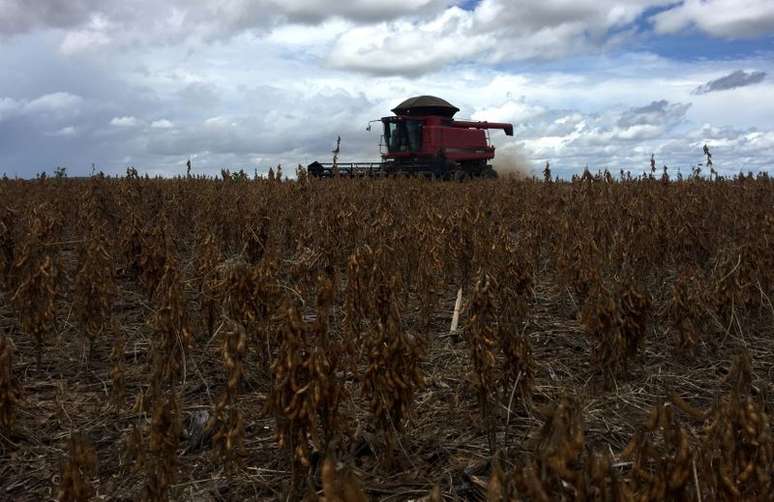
[308,96,513,179]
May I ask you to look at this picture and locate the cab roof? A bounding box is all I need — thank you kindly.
[391,96,460,118]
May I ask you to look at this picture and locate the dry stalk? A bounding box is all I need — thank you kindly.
[621,401,694,499]
[193,230,223,337]
[57,433,97,502]
[11,210,57,367]
[143,390,182,502]
[362,273,424,462]
[148,256,192,402]
[109,320,126,411]
[466,272,498,454]
[0,205,15,289]
[73,222,114,361]
[270,303,318,495]
[581,278,651,384]
[702,353,773,498]
[0,333,22,431]
[666,270,706,351]
[208,319,246,473]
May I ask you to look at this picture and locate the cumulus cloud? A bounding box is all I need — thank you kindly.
[0,0,451,44]
[692,70,766,95]
[482,96,705,176]
[328,0,674,75]
[145,90,378,161]
[151,119,174,129]
[59,15,113,55]
[652,0,774,38]
[617,100,691,129]
[48,125,77,136]
[110,116,139,127]
[0,92,83,122]
[0,0,679,70]
[25,92,83,113]
[0,0,103,36]
[5,0,773,79]
[472,98,545,125]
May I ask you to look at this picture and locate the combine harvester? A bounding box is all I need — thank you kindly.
[308,96,513,179]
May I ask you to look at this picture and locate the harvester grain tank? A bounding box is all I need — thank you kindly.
[308,96,514,179]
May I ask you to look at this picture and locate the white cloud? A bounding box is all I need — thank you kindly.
[4,0,773,79]
[48,125,77,137]
[267,19,351,47]
[328,0,675,75]
[652,0,774,38]
[203,116,234,128]
[110,116,139,127]
[472,99,546,124]
[0,92,83,125]
[151,119,174,129]
[24,92,83,113]
[328,8,487,75]
[1,0,453,47]
[59,15,113,54]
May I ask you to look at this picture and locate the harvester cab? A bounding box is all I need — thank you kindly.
[308,95,513,179]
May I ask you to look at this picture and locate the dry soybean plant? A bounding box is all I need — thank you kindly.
[309,275,345,457]
[701,353,773,498]
[193,230,223,337]
[10,209,58,367]
[148,256,192,398]
[270,304,320,494]
[109,320,126,410]
[73,223,114,360]
[581,278,651,383]
[1,175,774,499]
[0,333,21,432]
[268,278,344,489]
[466,272,499,453]
[143,390,182,502]
[666,269,707,351]
[0,205,15,289]
[57,433,97,502]
[487,398,587,501]
[207,319,247,473]
[362,273,424,462]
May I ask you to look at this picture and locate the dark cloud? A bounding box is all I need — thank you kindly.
[0,0,102,36]
[0,0,451,39]
[692,70,767,95]
[617,100,691,128]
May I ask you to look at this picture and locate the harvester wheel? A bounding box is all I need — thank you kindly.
[481,167,498,179]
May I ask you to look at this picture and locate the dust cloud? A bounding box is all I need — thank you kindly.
[492,144,533,179]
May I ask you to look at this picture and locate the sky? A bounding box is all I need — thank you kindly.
[1,0,773,179]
